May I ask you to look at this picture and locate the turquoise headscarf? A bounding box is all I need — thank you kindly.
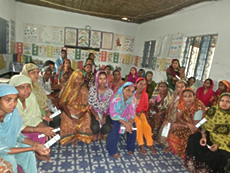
[0,84,18,97]
[0,84,25,154]
[109,82,136,121]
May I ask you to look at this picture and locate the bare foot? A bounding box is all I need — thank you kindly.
[113,153,120,159]
[128,151,133,155]
[35,153,51,161]
[102,134,108,141]
[97,133,101,142]
[155,140,160,145]
[149,146,157,154]
[140,145,147,154]
[93,134,97,141]
[164,147,171,153]
[73,139,78,146]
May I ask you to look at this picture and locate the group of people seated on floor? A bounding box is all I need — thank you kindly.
[0,50,229,173]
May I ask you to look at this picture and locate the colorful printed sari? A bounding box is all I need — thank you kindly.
[185,93,230,172]
[168,97,205,159]
[147,85,172,136]
[59,70,93,145]
[0,158,13,173]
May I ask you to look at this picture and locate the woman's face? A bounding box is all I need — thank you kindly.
[219,95,230,110]
[0,94,18,114]
[86,59,93,65]
[98,73,107,87]
[61,51,66,59]
[182,91,195,106]
[218,82,226,92]
[84,65,92,73]
[105,67,111,75]
[113,71,120,81]
[28,68,39,82]
[146,73,152,82]
[172,61,179,69]
[74,75,84,86]
[204,80,212,89]
[176,82,186,95]
[138,70,143,77]
[189,78,195,86]
[136,80,146,93]
[131,68,136,75]
[89,54,95,60]
[158,83,168,94]
[64,60,71,68]
[123,86,135,101]
[16,83,32,100]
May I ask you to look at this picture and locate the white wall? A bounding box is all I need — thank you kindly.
[15,2,141,77]
[0,0,16,75]
[138,0,230,82]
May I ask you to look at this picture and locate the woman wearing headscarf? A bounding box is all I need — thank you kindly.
[185,93,230,172]
[166,59,181,91]
[134,78,156,154]
[55,59,74,85]
[208,80,230,107]
[109,69,125,93]
[138,69,145,78]
[147,82,172,138]
[88,71,113,141]
[158,80,187,150]
[9,75,54,145]
[58,70,93,145]
[196,78,215,107]
[145,71,157,100]
[127,67,138,83]
[106,82,136,159]
[21,63,52,119]
[167,88,206,159]
[0,84,50,173]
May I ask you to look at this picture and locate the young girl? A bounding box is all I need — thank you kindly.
[134,78,156,154]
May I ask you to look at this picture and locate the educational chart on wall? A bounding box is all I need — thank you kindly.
[24,23,64,45]
[77,29,90,47]
[113,34,124,51]
[168,34,183,58]
[64,28,77,47]
[101,32,113,50]
[122,35,135,52]
[90,30,102,48]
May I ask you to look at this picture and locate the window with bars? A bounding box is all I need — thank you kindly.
[142,40,156,68]
[182,34,218,81]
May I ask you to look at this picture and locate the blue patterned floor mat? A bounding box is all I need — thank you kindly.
[38,136,189,173]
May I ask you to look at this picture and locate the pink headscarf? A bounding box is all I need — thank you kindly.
[127,67,138,83]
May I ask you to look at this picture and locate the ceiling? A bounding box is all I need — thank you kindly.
[16,0,216,24]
